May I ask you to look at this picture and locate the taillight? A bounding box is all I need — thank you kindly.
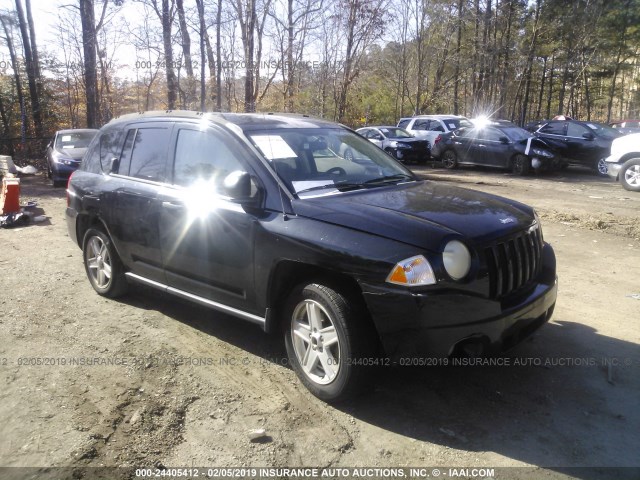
[434,134,442,145]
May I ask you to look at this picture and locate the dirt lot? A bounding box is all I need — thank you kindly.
[0,166,638,480]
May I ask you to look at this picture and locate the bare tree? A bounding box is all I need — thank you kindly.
[176,0,195,107]
[0,14,26,139]
[14,0,42,136]
[335,0,386,122]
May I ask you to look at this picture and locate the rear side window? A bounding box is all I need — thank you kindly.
[539,122,565,135]
[99,129,123,172]
[128,128,171,182]
[172,128,245,187]
[397,119,410,129]
[82,137,101,173]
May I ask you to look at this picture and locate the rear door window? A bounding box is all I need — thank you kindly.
[567,122,590,138]
[413,119,430,130]
[128,127,172,182]
[397,119,410,129]
[429,120,445,132]
[539,122,565,135]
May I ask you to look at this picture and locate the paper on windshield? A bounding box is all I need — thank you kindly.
[252,135,297,160]
[448,123,456,129]
[61,135,72,142]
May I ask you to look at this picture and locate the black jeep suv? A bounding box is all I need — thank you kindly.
[66,111,558,402]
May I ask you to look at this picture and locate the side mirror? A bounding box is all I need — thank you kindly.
[582,132,595,140]
[499,136,510,144]
[223,171,256,203]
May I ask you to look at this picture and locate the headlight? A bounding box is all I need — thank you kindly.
[386,255,436,286]
[53,156,75,165]
[531,148,553,158]
[396,142,412,149]
[442,240,471,280]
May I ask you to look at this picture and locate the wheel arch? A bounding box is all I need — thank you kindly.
[76,215,124,262]
[265,260,374,336]
[619,153,640,165]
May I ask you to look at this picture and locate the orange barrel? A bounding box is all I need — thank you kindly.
[0,177,21,215]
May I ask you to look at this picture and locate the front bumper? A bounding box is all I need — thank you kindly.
[605,161,622,180]
[393,148,430,164]
[361,248,558,359]
[51,161,80,181]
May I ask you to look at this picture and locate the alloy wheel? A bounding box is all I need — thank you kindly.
[86,236,112,289]
[291,299,341,385]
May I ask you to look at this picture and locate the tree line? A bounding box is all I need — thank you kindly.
[0,0,639,155]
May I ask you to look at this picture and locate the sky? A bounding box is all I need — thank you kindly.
[0,0,151,80]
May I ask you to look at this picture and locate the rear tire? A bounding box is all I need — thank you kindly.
[442,150,458,169]
[512,154,530,176]
[283,283,375,403]
[620,158,640,192]
[82,228,128,298]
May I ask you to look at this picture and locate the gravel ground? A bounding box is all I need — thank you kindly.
[0,167,638,480]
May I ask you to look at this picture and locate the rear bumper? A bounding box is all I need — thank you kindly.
[361,248,558,359]
[65,207,79,246]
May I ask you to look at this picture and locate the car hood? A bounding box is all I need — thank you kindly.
[611,131,640,150]
[292,180,535,251]
[55,147,87,160]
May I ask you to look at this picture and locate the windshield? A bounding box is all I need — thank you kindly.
[248,128,416,197]
[501,126,533,141]
[55,131,97,149]
[379,127,413,139]
[585,122,622,139]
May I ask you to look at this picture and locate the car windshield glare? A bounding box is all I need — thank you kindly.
[248,128,415,197]
[55,131,96,149]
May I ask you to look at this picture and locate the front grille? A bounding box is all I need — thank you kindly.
[485,225,543,298]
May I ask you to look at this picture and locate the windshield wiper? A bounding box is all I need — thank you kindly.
[295,181,367,195]
[295,174,414,195]
[363,173,415,185]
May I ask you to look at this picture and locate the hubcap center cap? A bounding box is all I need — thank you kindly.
[310,332,323,351]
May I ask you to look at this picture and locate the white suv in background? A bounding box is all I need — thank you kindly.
[604,132,640,192]
[397,115,472,159]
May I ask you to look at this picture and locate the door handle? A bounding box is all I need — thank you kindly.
[478,144,486,148]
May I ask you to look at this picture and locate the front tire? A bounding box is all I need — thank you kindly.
[82,228,128,298]
[512,154,530,176]
[283,283,375,402]
[596,158,608,176]
[620,158,640,192]
[442,150,458,169]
